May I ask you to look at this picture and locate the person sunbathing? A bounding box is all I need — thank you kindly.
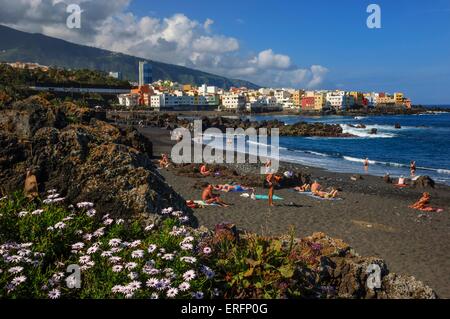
[316,188,339,199]
[311,181,339,198]
[408,192,443,212]
[214,184,254,193]
[311,181,322,194]
[294,183,311,192]
[200,164,211,176]
[202,184,229,207]
[158,154,170,168]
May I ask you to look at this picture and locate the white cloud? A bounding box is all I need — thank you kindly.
[254,49,292,70]
[0,0,328,88]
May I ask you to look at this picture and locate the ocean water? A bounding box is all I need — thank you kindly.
[242,109,450,185]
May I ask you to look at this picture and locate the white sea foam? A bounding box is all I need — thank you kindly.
[340,124,397,138]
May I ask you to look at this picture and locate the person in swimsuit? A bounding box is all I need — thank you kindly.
[364,158,369,172]
[202,184,229,207]
[410,160,416,177]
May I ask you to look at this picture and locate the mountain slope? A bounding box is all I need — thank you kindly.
[0,25,259,89]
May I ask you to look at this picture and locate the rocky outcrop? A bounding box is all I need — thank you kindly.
[304,232,437,299]
[0,96,193,223]
[107,112,354,138]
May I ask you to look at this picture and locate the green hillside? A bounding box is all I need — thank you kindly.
[0,25,259,90]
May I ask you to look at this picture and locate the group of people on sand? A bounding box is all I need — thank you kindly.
[294,180,339,199]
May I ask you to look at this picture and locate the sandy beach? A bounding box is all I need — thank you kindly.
[140,126,450,298]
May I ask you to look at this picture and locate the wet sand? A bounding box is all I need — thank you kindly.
[141,126,450,298]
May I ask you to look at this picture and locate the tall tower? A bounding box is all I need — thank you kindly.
[139,61,152,86]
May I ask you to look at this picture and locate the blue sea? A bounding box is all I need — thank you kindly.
[203,107,450,185]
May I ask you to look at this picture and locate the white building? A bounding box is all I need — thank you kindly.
[274,89,291,103]
[325,91,354,110]
[150,94,180,108]
[221,94,246,110]
[199,84,218,95]
[118,94,139,107]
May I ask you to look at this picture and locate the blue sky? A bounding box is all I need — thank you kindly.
[2,0,449,103]
[127,0,450,104]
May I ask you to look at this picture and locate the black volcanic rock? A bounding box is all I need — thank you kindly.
[0,97,193,223]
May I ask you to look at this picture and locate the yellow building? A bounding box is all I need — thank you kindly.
[292,90,304,107]
[394,92,404,105]
[314,92,326,110]
[182,84,193,92]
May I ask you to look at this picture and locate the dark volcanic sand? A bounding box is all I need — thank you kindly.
[140,126,450,298]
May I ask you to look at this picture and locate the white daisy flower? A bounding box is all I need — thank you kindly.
[162,253,174,261]
[147,244,157,253]
[76,202,94,209]
[8,266,24,274]
[54,222,66,229]
[183,270,196,281]
[48,289,61,299]
[144,224,154,232]
[79,255,91,264]
[178,282,190,291]
[71,242,84,250]
[125,262,138,270]
[11,275,27,285]
[112,265,123,273]
[203,247,212,255]
[31,209,44,215]
[108,238,122,247]
[166,288,178,298]
[146,278,159,288]
[103,218,114,226]
[86,209,96,217]
[109,256,122,264]
[131,250,144,259]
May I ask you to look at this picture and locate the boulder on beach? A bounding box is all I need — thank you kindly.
[413,176,435,189]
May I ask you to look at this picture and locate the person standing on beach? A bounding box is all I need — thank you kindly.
[266,173,281,207]
[265,173,275,207]
[410,160,416,177]
[364,158,369,173]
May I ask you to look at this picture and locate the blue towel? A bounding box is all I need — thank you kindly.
[254,194,283,200]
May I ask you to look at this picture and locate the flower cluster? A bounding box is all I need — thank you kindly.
[1,194,216,299]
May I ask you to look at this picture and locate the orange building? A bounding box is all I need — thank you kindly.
[131,85,154,106]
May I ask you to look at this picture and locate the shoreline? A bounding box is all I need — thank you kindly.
[139,126,450,298]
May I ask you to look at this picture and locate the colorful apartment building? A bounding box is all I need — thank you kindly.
[301,96,315,110]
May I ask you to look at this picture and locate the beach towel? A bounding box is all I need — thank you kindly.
[307,194,343,201]
[193,200,221,207]
[254,194,283,200]
[293,190,342,201]
[186,200,221,208]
